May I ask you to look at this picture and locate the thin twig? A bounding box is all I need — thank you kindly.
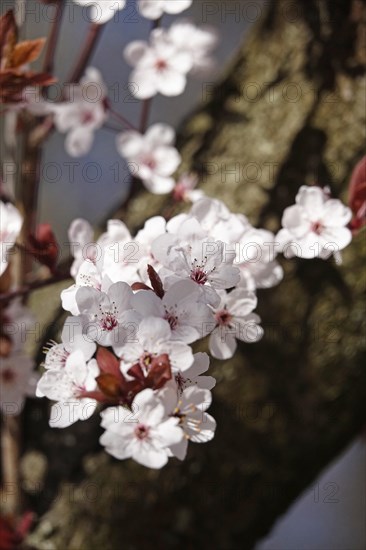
[43,0,65,75]
[67,23,104,84]
[108,106,137,130]
[0,271,71,304]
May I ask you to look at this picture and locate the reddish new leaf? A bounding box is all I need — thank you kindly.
[131,282,152,292]
[127,353,172,391]
[0,10,56,104]
[147,264,165,298]
[96,347,122,378]
[11,38,46,68]
[146,353,172,389]
[349,156,366,232]
[96,373,124,399]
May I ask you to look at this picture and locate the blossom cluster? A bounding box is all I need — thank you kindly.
[22,18,217,164]
[34,185,353,468]
[0,1,355,473]
[35,195,275,468]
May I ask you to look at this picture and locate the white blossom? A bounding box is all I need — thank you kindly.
[43,316,96,372]
[73,0,126,24]
[174,352,216,394]
[75,281,135,348]
[138,0,192,20]
[277,186,352,260]
[152,218,240,306]
[50,68,108,156]
[37,354,99,428]
[133,280,214,343]
[117,316,193,373]
[161,385,216,460]
[124,28,193,99]
[209,289,263,360]
[100,388,183,468]
[117,124,181,194]
[166,20,218,73]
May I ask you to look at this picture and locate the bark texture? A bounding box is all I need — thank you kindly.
[25,1,366,548]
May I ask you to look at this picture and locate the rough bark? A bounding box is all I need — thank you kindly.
[25,1,366,548]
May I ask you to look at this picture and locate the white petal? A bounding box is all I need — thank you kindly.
[124,40,149,66]
[209,328,237,360]
[65,127,94,157]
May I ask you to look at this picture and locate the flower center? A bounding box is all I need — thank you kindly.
[135,424,150,440]
[215,309,233,327]
[164,310,178,330]
[81,110,95,124]
[311,221,323,235]
[100,313,118,331]
[190,268,208,285]
[46,343,69,368]
[155,59,167,71]
[175,371,191,393]
[139,352,155,370]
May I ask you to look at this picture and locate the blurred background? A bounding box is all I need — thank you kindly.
[1,1,365,548]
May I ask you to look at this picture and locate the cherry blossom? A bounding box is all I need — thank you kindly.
[100,388,183,468]
[161,385,216,460]
[237,228,283,291]
[124,28,193,99]
[209,289,263,360]
[0,201,23,276]
[98,219,142,284]
[49,68,108,157]
[43,316,96,371]
[117,124,181,194]
[138,0,192,20]
[117,316,194,373]
[75,281,135,348]
[277,186,352,260]
[73,0,126,24]
[37,354,100,428]
[133,280,214,343]
[152,220,240,306]
[174,352,216,394]
[166,20,219,73]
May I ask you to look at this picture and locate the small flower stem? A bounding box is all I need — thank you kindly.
[108,106,137,130]
[67,22,104,84]
[43,0,65,75]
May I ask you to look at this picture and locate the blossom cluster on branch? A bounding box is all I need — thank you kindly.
[0,1,361,473]
[35,187,353,468]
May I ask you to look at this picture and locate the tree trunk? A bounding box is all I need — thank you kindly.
[26,1,366,548]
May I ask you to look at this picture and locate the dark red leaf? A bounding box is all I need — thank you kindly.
[349,156,366,233]
[147,264,164,298]
[146,353,172,389]
[96,347,121,378]
[127,363,145,383]
[131,282,152,292]
[96,373,124,399]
